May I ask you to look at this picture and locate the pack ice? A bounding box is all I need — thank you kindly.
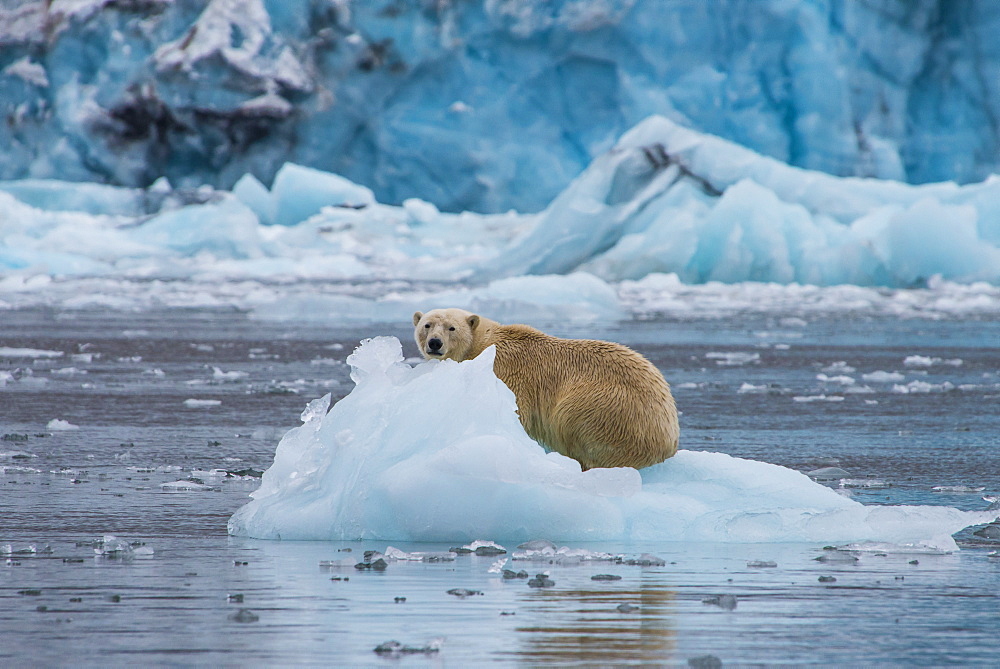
[228,337,996,549]
[3,117,1000,312]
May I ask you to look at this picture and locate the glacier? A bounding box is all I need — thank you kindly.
[2,0,1000,213]
[2,116,1000,318]
[227,336,997,547]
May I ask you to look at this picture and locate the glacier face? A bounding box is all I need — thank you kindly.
[2,0,1000,213]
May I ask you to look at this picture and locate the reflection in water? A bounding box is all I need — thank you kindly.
[509,582,677,664]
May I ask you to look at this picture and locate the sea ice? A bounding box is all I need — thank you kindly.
[229,337,998,549]
[706,352,760,366]
[182,399,222,408]
[212,367,248,381]
[0,347,63,358]
[862,371,906,383]
[161,480,216,491]
[46,418,78,431]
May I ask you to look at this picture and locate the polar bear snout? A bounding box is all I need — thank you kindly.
[413,308,479,362]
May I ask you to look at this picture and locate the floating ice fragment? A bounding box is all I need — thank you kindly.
[932,485,986,493]
[487,558,507,574]
[808,467,852,480]
[821,362,856,374]
[814,551,860,563]
[737,383,768,394]
[46,419,79,431]
[817,374,855,385]
[51,367,87,376]
[706,352,760,366]
[836,541,952,555]
[622,553,667,567]
[212,367,249,381]
[747,560,778,568]
[512,545,619,563]
[318,557,355,569]
[383,546,455,562]
[160,479,215,491]
[839,479,889,489]
[892,381,955,394]
[0,347,63,358]
[94,535,133,558]
[183,399,221,408]
[903,355,938,367]
[793,394,845,403]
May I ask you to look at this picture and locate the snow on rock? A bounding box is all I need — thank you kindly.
[228,337,996,548]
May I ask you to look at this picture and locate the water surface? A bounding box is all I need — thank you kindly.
[2,308,998,665]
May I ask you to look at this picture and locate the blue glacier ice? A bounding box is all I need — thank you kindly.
[2,115,1000,318]
[485,116,1000,287]
[3,0,1000,213]
[0,117,1000,322]
[227,336,997,547]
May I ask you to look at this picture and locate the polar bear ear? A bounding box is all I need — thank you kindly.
[467,314,480,330]
[412,311,424,326]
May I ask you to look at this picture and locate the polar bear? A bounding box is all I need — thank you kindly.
[413,308,679,470]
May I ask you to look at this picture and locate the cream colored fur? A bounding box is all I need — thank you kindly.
[413,308,679,470]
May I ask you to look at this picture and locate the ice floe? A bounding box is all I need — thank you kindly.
[229,337,998,550]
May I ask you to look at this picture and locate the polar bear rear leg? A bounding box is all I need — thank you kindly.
[548,390,634,471]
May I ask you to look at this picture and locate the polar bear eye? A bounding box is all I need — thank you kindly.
[424,323,431,328]
[449,327,455,331]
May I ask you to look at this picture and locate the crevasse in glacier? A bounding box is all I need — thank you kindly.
[2,0,1000,213]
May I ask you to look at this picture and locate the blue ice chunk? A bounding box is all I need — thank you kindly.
[0,179,147,216]
[267,164,376,227]
[126,195,264,259]
[484,116,1000,286]
[229,337,997,546]
[233,163,375,226]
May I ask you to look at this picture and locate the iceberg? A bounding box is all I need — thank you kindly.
[228,337,996,549]
[485,116,1000,286]
[2,117,1000,319]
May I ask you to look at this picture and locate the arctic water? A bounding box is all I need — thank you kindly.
[2,307,998,666]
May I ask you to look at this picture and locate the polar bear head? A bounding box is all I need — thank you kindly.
[413,308,481,361]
